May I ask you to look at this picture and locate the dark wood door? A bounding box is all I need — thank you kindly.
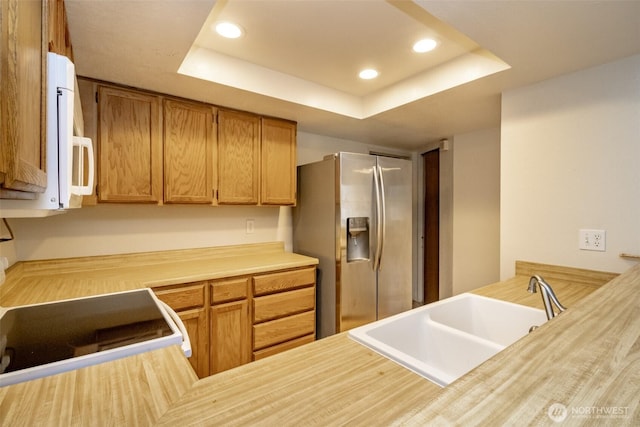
[423,149,439,303]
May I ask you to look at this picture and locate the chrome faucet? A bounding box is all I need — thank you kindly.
[527,275,567,320]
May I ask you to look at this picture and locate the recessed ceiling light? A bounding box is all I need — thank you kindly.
[413,38,438,53]
[214,21,244,39]
[359,69,379,80]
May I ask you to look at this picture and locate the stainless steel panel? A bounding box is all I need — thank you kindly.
[338,153,377,332]
[293,158,336,338]
[377,156,413,319]
[293,152,412,339]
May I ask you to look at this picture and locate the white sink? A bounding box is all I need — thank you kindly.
[348,293,547,387]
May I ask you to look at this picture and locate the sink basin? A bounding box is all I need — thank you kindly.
[348,293,547,387]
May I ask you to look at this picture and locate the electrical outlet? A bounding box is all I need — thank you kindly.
[579,229,606,252]
[246,219,255,234]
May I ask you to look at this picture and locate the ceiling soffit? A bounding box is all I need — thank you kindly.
[178,0,510,119]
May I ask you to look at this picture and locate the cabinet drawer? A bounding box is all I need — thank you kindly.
[253,334,315,361]
[252,267,315,296]
[253,310,315,350]
[253,287,315,324]
[211,278,249,304]
[154,283,205,311]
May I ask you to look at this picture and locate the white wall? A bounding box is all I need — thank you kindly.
[501,54,640,278]
[7,204,285,260]
[452,127,501,294]
[414,128,501,301]
[297,131,410,164]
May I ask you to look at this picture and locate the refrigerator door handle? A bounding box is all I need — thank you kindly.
[372,165,382,271]
[377,165,386,270]
[373,165,385,271]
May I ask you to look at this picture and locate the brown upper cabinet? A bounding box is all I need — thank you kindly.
[0,0,75,199]
[47,0,72,59]
[97,85,162,203]
[217,109,261,205]
[0,0,48,197]
[84,81,297,206]
[261,118,297,206]
[163,99,217,204]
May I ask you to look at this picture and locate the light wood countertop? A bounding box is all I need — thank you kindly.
[157,264,636,426]
[2,251,638,426]
[0,346,196,425]
[0,242,318,306]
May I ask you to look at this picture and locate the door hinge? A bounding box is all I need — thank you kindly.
[95,91,98,103]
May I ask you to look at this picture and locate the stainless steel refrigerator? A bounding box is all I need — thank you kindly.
[293,152,412,338]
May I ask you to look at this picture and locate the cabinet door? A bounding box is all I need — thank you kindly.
[179,307,209,378]
[163,99,216,204]
[77,78,98,205]
[261,118,296,205]
[153,282,209,378]
[217,109,260,205]
[210,299,250,374]
[0,0,48,195]
[47,0,72,59]
[97,86,162,203]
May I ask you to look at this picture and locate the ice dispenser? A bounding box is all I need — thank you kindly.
[347,217,370,262]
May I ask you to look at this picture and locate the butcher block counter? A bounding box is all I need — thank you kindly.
[2,252,639,425]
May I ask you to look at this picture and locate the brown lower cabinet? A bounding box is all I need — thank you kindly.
[209,277,250,374]
[252,269,316,358]
[153,266,316,379]
[153,282,209,378]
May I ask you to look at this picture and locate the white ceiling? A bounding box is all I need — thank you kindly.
[65,0,640,151]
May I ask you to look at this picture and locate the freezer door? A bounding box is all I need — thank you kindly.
[376,156,413,319]
[337,153,377,332]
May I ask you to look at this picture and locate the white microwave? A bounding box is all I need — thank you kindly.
[0,53,94,217]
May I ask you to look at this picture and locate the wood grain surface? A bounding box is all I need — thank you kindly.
[98,86,162,203]
[2,253,637,426]
[0,242,318,306]
[0,346,196,426]
[260,118,297,205]
[0,0,48,192]
[163,99,215,204]
[217,109,260,204]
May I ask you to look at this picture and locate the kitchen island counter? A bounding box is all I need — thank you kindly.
[158,263,638,425]
[2,258,638,425]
